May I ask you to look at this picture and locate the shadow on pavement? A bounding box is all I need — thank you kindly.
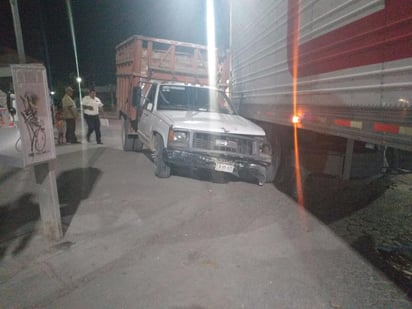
[0,167,21,185]
[172,167,243,184]
[0,193,40,260]
[0,167,101,260]
[300,174,390,224]
[57,167,102,234]
[273,163,390,224]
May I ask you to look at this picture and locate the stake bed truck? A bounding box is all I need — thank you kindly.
[116,35,274,185]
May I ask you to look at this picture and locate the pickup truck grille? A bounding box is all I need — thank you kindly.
[193,133,254,155]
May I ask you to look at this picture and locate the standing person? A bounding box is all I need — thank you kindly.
[82,88,104,144]
[62,86,79,143]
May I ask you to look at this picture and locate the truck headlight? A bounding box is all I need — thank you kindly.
[168,129,189,147]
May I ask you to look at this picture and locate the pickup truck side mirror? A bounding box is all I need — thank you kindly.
[132,87,141,107]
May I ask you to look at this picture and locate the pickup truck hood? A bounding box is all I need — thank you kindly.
[158,111,266,136]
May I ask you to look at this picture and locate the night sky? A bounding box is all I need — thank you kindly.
[1,0,229,92]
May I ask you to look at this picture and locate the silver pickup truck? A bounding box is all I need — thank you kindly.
[134,81,275,185]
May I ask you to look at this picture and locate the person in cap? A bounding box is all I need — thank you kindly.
[82,87,104,144]
[62,86,79,143]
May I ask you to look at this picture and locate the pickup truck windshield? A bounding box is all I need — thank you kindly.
[157,85,235,114]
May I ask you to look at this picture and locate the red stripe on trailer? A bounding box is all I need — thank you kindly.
[334,119,351,127]
[374,123,399,134]
[287,0,412,76]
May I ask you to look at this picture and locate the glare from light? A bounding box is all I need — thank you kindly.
[207,0,216,86]
[291,0,304,211]
[66,0,85,147]
[292,115,300,124]
[50,91,55,96]
[207,0,217,108]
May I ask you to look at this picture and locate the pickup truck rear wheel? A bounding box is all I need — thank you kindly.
[154,134,171,178]
[121,118,143,152]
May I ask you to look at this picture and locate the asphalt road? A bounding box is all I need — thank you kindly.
[0,118,411,308]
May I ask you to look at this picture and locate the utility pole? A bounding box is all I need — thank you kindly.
[9,0,26,64]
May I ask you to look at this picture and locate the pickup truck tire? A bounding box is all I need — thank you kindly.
[154,134,171,178]
[122,118,143,152]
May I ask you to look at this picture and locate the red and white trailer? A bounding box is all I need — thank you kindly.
[230,0,412,179]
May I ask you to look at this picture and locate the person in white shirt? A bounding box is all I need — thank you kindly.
[82,88,104,144]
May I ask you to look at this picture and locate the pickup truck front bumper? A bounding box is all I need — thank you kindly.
[164,149,271,184]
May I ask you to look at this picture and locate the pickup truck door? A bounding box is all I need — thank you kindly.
[138,84,157,143]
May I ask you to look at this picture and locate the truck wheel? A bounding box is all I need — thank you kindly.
[154,134,171,178]
[121,118,143,152]
[121,118,133,151]
[265,133,281,183]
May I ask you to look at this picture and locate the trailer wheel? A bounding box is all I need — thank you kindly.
[121,117,143,152]
[265,133,281,183]
[154,134,171,178]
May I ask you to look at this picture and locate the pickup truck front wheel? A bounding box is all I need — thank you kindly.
[154,134,171,178]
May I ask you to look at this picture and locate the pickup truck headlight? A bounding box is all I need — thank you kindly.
[168,129,189,147]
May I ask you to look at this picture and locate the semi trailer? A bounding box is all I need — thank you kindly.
[230,0,412,180]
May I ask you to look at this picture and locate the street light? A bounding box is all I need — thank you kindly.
[76,75,82,97]
[75,75,82,98]
[49,90,56,123]
[75,76,83,116]
[50,90,55,106]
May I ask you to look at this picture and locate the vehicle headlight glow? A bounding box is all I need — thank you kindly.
[173,131,188,142]
[168,129,189,147]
